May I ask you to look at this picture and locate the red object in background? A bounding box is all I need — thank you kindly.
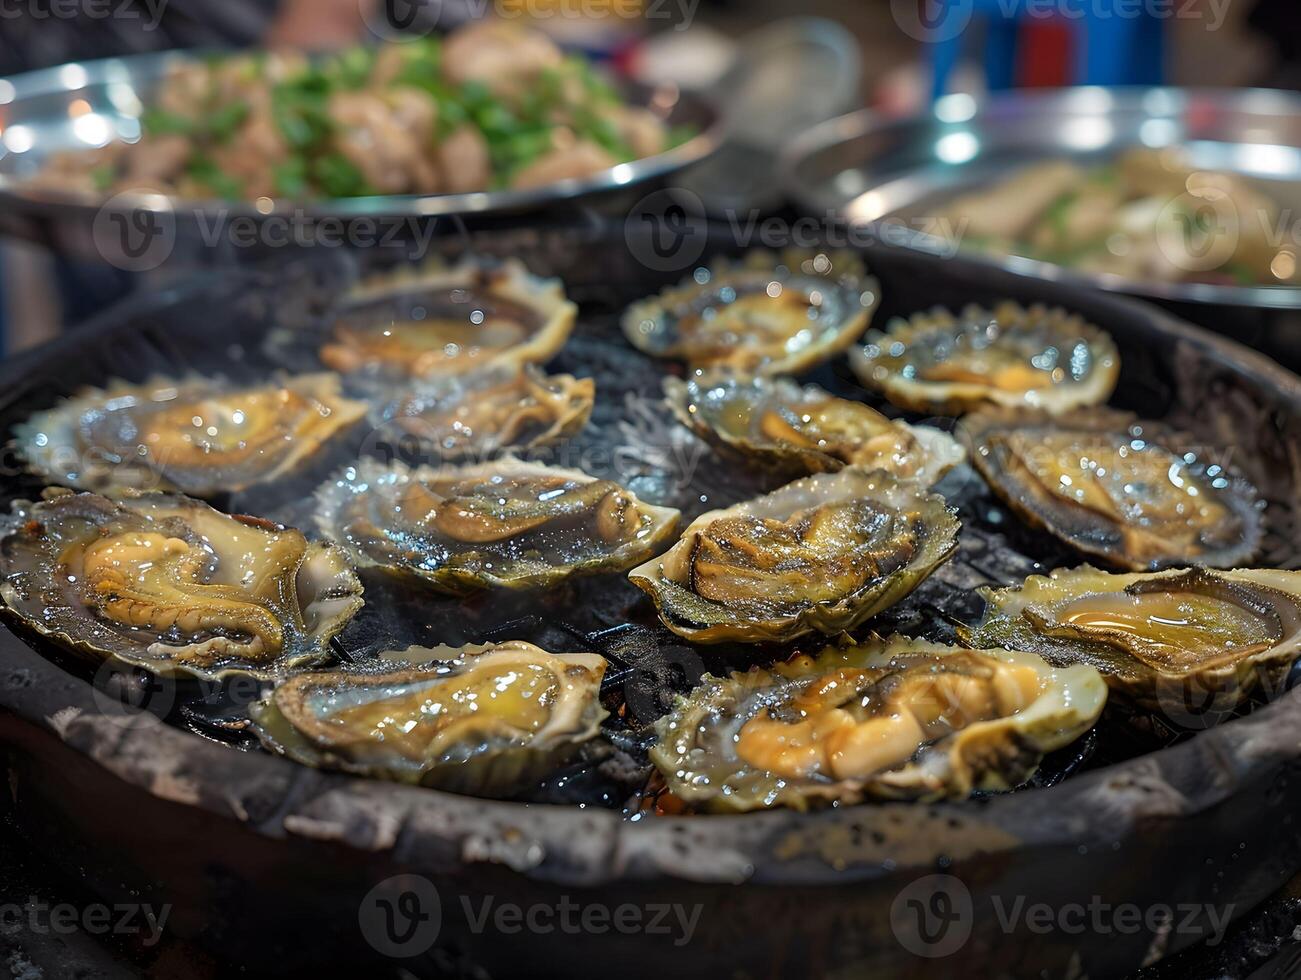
[1018,19,1072,87]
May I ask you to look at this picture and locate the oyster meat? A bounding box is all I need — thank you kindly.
[651,635,1106,810]
[373,365,594,462]
[664,374,965,484]
[851,302,1119,415]
[13,373,366,496]
[315,259,576,378]
[628,469,960,644]
[622,251,879,376]
[0,490,363,679]
[249,640,607,796]
[962,406,1264,570]
[960,565,1301,712]
[315,458,680,594]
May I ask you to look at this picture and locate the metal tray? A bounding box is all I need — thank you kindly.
[782,86,1301,311]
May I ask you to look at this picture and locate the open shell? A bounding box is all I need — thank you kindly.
[650,635,1106,811]
[249,640,607,796]
[315,457,680,595]
[962,406,1264,570]
[664,374,964,485]
[369,365,594,463]
[959,565,1301,715]
[851,302,1119,415]
[0,490,363,680]
[622,250,879,376]
[12,373,366,497]
[628,469,960,644]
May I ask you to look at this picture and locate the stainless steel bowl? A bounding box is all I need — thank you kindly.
[0,49,722,232]
[782,86,1301,310]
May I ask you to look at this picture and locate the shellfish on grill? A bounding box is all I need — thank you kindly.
[370,365,594,462]
[850,302,1119,415]
[961,406,1264,570]
[959,564,1301,714]
[249,640,608,796]
[627,468,959,644]
[315,457,680,594]
[663,374,965,484]
[622,250,879,376]
[304,258,576,378]
[650,634,1106,811]
[0,490,363,679]
[12,373,366,496]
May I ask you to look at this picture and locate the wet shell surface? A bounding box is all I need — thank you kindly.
[627,468,960,644]
[249,640,608,796]
[959,564,1301,713]
[961,406,1264,570]
[0,490,363,679]
[275,258,577,379]
[650,635,1106,811]
[315,457,681,595]
[851,302,1119,415]
[664,374,965,485]
[622,251,879,376]
[12,373,366,497]
[370,365,594,462]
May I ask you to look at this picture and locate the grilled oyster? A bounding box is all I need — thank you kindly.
[622,251,879,376]
[315,458,680,594]
[851,302,1119,415]
[371,366,593,462]
[0,490,363,679]
[664,374,965,485]
[628,469,959,644]
[13,373,366,496]
[962,406,1264,570]
[249,640,607,796]
[651,635,1106,811]
[316,258,576,378]
[960,565,1301,714]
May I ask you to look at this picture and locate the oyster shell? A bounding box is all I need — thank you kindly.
[664,374,965,485]
[851,302,1119,415]
[962,406,1264,570]
[316,258,576,378]
[650,635,1106,811]
[315,458,680,594]
[0,490,363,679]
[622,251,879,376]
[372,365,593,462]
[12,373,366,496]
[959,565,1301,713]
[249,640,607,796]
[628,469,960,644]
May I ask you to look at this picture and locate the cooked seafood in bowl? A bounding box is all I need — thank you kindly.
[622,250,879,376]
[249,640,607,797]
[628,468,960,644]
[12,373,365,496]
[850,302,1119,415]
[315,457,680,595]
[650,635,1107,811]
[28,20,691,201]
[0,489,363,680]
[961,406,1264,570]
[960,565,1301,714]
[664,373,964,484]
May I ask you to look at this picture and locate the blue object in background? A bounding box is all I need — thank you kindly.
[929,0,1166,100]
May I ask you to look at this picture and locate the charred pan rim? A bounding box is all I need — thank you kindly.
[960,405,1265,571]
